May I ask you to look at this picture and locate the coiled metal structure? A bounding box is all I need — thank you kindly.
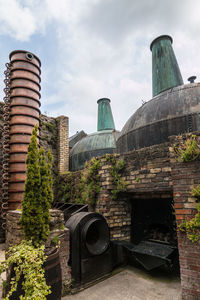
[1,50,41,227]
[1,62,12,229]
[8,51,41,210]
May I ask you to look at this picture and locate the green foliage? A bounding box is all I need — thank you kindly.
[80,158,101,207]
[45,122,56,133]
[57,172,72,202]
[179,186,200,242]
[135,177,140,183]
[0,240,51,300]
[105,154,127,199]
[191,184,200,199]
[173,135,200,162]
[51,235,59,246]
[20,125,53,247]
[56,158,101,207]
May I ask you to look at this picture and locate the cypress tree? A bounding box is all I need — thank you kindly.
[39,147,53,242]
[21,125,54,246]
[21,125,41,245]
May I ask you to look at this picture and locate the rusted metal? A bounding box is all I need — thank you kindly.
[8,50,41,210]
[1,62,12,228]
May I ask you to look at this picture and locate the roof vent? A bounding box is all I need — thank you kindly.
[97,98,115,131]
[150,35,183,97]
[188,76,196,84]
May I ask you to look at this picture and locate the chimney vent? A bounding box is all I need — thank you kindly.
[150,35,183,97]
[97,98,115,131]
[188,76,196,84]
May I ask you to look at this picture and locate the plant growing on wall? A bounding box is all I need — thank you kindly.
[173,134,200,242]
[179,185,200,242]
[173,134,200,162]
[57,171,72,202]
[81,158,101,207]
[105,154,127,199]
[58,158,101,207]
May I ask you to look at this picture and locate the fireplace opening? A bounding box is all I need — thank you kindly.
[116,194,180,272]
[131,197,177,246]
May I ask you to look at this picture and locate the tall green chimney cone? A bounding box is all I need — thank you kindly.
[97,98,115,131]
[150,35,183,97]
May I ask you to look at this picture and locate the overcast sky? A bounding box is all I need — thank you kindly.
[0,0,200,136]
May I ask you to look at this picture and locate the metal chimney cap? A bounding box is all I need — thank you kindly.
[150,35,173,51]
[188,76,197,83]
[97,98,111,104]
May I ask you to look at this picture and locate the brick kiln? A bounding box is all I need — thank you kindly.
[66,35,200,299]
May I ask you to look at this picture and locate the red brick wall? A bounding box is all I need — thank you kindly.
[170,134,200,300]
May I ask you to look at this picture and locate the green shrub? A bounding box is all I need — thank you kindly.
[20,125,53,246]
[0,241,51,300]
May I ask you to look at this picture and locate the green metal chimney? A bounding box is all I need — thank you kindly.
[97,98,115,131]
[150,35,183,97]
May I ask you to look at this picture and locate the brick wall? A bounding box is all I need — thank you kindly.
[96,144,173,240]
[63,143,172,240]
[62,138,200,298]
[170,133,200,300]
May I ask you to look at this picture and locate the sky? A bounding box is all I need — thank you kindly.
[0,0,200,136]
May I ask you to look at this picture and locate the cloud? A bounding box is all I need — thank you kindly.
[1,0,200,136]
[0,0,36,41]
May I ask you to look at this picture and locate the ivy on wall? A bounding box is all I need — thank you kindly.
[57,157,101,208]
[57,153,127,208]
[105,154,127,200]
[80,158,101,207]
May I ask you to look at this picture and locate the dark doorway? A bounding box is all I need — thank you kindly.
[131,197,177,246]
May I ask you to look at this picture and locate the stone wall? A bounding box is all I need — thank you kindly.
[57,116,69,174]
[6,209,71,295]
[40,114,59,194]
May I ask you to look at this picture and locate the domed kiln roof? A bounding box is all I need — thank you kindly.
[117,83,200,153]
[70,130,120,171]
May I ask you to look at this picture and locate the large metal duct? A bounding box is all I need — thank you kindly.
[8,51,41,210]
[66,212,112,287]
